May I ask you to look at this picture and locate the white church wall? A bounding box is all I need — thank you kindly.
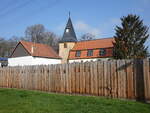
[69,58,111,63]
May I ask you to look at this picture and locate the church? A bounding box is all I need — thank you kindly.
[59,17,115,64]
[8,16,114,66]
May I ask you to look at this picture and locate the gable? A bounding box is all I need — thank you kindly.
[10,41,61,59]
[11,43,30,58]
[20,41,60,59]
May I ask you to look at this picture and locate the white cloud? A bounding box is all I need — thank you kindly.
[99,18,121,37]
[142,0,150,3]
[74,21,101,37]
[56,19,119,38]
[56,21,101,38]
[56,23,65,31]
[110,18,121,25]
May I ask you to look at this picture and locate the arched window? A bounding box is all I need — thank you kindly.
[64,43,67,48]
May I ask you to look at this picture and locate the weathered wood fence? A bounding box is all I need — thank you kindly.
[0,59,150,102]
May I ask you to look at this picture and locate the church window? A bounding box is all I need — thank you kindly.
[64,43,67,48]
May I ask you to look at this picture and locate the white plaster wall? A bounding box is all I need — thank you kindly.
[8,56,61,66]
[69,58,111,63]
[32,57,61,65]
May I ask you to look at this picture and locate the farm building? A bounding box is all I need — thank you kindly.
[8,41,61,66]
[59,17,115,63]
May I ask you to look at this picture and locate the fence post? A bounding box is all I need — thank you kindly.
[143,59,150,102]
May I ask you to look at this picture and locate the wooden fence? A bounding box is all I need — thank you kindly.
[0,59,150,102]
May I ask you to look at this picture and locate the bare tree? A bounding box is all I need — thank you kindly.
[0,36,23,57]
[25,24,45,43]
[0,37,9,57]
[42,31,61,53]
[0,24,60,57]
[25,24,60,52]
[80,33,95,41]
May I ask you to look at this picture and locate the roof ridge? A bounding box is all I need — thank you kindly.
[20,40,49,46]
[77,37,114,43]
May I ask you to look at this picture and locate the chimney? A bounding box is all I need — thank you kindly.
[31,45,34,54]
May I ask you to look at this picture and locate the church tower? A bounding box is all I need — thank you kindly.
[59,15,77,63]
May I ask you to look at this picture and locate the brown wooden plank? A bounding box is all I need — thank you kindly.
[143,59,150,101]
[68,63,72,93]
[62,64,66,93]
[71,63,75,93]
[126,60,134,99]
[94,61,98,96]
[82,62,85,94]
[107,61,111,98]
[103,61,107,97]
[90,61,94,95]
[117,60,121,98]
[79,62,83,94]
[111,60,117,98]
[76,63,80,93]
[99,61,104,96]
[66,64,69,93]
[118,60,126,99]
[147,59,150,101]
[85,62,90,94]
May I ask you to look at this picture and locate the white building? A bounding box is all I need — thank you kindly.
[8,41,61,66]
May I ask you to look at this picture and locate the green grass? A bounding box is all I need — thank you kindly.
[0,88,149,113]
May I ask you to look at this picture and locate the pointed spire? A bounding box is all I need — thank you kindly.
[61,15,77,43]
[69,11,70,18]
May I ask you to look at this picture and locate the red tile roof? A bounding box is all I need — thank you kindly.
[69,38,115,59]
[19,41,60,59]
[72,38,115,50]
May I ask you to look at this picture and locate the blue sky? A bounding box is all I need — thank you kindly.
[0,0,150,50]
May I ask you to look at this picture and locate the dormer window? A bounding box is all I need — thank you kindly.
[66,28,70,33]
[75,50,81,57]
[99,48,106,56]
[87,50,93,56]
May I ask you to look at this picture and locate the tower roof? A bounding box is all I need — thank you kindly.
[61,17,77,42]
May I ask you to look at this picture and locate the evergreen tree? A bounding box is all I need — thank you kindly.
[113,14,149,59]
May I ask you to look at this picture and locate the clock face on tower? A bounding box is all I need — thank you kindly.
[66,28,69,33]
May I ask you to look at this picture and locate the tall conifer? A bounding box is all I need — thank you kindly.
[113,14,149,59]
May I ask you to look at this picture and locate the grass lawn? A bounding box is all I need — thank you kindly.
[0,88,149,113]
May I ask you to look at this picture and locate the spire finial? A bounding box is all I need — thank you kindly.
[69,11,70,18]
